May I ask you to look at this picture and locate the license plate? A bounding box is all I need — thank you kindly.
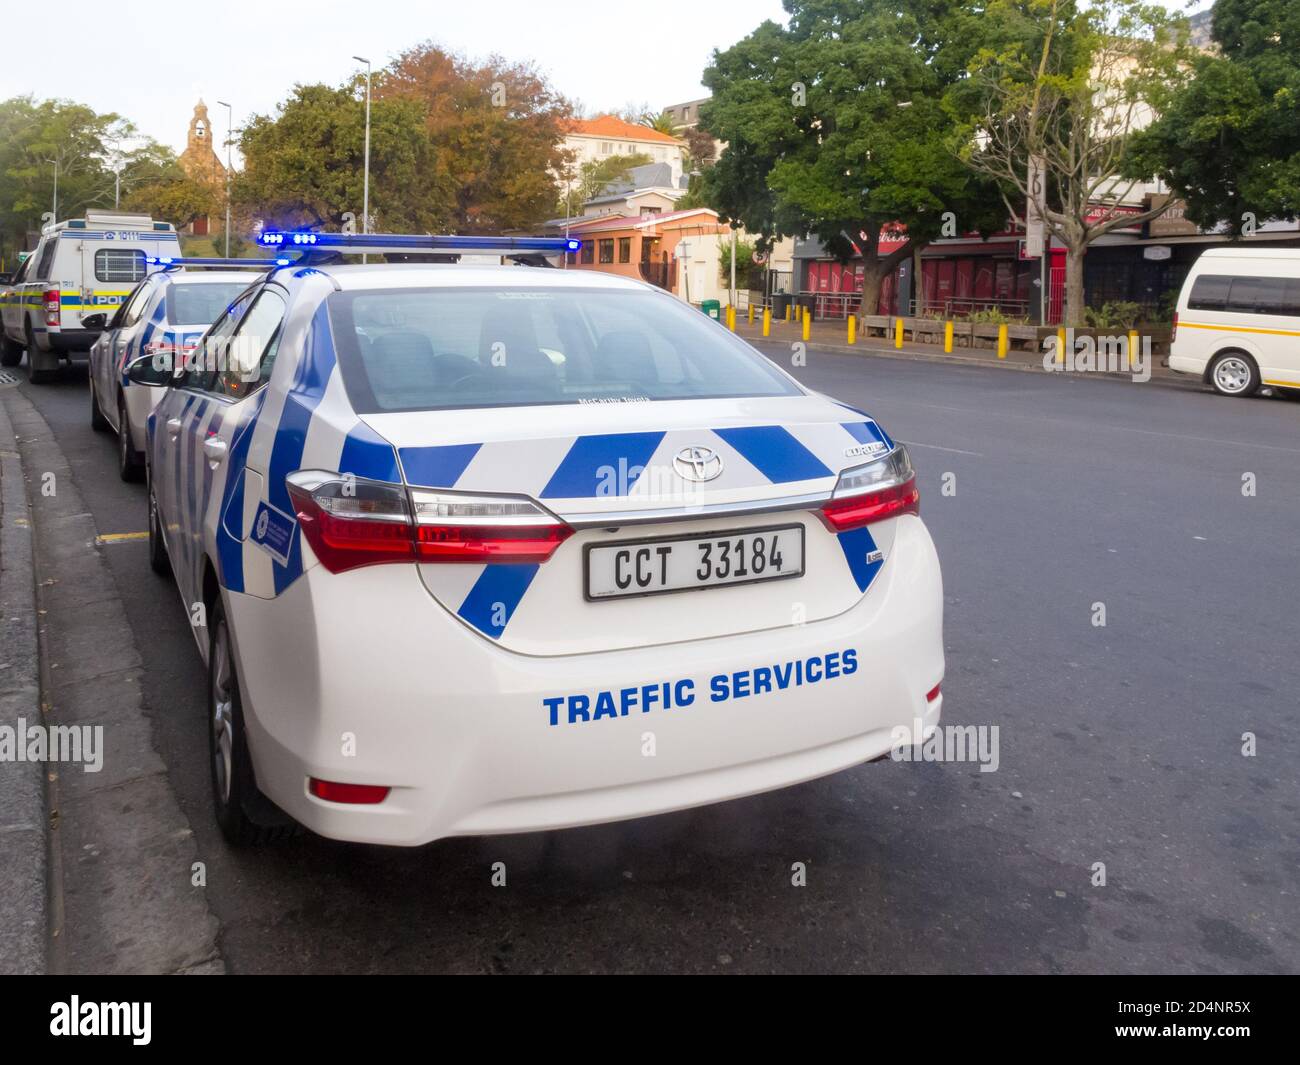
[584,524,805,601]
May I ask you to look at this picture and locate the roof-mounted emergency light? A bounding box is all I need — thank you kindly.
[146,256,291,269]
[256,231,581,255]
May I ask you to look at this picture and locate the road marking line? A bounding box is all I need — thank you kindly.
[94,532,149,545]
[897,439,984,457]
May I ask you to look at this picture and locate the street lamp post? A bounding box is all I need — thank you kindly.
[352,56,372,263]
[217,100,233,256]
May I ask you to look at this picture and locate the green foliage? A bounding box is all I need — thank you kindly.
[1129,0,1300,232]
[235,83,442,232]
[238,44,574,234]
[1084,300,1143,330]
[718,235,766,289]
[700,0,1007,305]
[124,171,217,230]
[0,96,161,260]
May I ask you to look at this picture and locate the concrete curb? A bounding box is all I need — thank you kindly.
[0,394,47,975]
[737,324,1204,390]
[1,387,225,975]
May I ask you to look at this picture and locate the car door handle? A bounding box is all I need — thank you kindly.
[202,437,228,467]
[166,417,182,440]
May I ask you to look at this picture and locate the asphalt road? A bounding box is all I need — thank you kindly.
[13,348,1300,974]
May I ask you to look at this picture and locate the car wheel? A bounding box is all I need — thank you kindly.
[1208,351,1259,397]
[25,326,54,384]
[208,599,298,846]
[0,333,22,368]
[117,395,142,482]
[146,462,171,577]
[90,377,110,431]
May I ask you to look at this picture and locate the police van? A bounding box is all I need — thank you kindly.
[0,211,180,382]
[1169,247,1300,397]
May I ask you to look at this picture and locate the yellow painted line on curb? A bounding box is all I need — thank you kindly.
[95,532,149,545]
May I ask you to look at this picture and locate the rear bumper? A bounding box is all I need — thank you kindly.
[47,329,98,354]
[227,514,945,846]
[1168,352,1206,379]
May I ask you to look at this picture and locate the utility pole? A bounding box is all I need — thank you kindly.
[217,100,233,256]
[353,57,372,263]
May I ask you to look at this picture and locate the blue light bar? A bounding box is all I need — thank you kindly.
[146,256,291,268]
[256,231,580,255]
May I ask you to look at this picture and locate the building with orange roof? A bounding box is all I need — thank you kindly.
[562,114,687,188]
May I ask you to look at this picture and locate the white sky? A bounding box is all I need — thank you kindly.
[1,0,1209,157]
[0,0,784,155]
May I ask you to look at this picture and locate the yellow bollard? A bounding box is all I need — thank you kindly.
[997,323,1008,359]
[944,320,953,354]
[1056,327,1066,366]
[802,310,811,342]
[748,304,754,324]
[762,307,771,337]
[727,305,735,332]
[894,317,904,349]
[847,315,856,345]
[785,303,791,323]
[1127,330,1138,370]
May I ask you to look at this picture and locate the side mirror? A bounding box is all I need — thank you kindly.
[0,273,13,286]
[81,312,108,329]
[126,353,177,388]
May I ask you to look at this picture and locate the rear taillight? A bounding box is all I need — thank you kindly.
[1170,311,1178,343]
[286,471,572,574]
[43,289,60,327]
[819,445,919,532]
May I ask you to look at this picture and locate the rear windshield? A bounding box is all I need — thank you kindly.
[327,286,801,412]
[166,282,252,326]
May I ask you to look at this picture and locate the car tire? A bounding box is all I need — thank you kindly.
[25,326,54,384]
[1208,350,1259,397]
[146,461,171,578]
[207,599,299,846]
[117,395,142,482]
[90,378,110,431]
[0,333,22,368]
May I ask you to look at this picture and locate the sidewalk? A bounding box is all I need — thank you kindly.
[0,395,46,974]
[731,315,1187,384]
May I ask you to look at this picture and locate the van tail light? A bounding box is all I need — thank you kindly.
[286,471,573,574]
[1170,311,1178,343]
[43,289,61,327]
[819,445,919,532]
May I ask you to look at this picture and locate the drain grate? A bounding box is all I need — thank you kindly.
[0,370,20,388]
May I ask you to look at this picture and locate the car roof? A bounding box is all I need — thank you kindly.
[313,263,656,293]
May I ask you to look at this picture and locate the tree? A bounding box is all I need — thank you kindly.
[950,0,1190,325]
[702,0,1007,316]
[235,82,444,232]
[641,111,680,136]
[1128,0,1300,234]
[125,170,218,230]
[0,97,130,260]
[681,125,717,171]
[381,43,574,232]
[571,151,654,208]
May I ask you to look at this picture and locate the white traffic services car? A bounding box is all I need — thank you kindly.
[89,262,269,481]
[132,232,944,847]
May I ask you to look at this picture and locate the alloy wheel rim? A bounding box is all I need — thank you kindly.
[211,622,234,805]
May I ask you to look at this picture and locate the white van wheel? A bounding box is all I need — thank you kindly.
[1209,352,1259,397]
